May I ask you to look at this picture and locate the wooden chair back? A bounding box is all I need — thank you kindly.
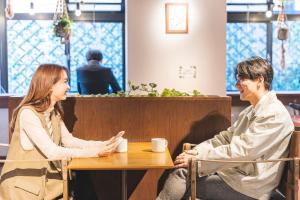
[183,130,300,200]
[286,130,300,200]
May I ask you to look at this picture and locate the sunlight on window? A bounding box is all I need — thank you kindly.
[226,23,267,92]
[6,20,124,94]
[7,20,65,94]
[70,22,123,92]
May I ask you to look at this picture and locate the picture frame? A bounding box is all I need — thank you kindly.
[165,3,189,34]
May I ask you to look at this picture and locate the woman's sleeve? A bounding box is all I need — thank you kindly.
[20,109,101,159]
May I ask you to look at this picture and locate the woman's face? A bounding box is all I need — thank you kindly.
[235,77,260,104]
[51,70,70,103]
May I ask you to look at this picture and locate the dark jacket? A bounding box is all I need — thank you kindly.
[76,60,121,95]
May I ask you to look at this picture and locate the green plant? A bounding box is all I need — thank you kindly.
[76,81,202,97]
[192,89,201,96]
[138,82,159,97]
[161,88,190,97]
[117,91,126,97]
[127,81,139,96]
[148,83,159,97]
[53,15,72,37]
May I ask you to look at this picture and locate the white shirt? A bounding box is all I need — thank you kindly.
[19,108,106,160]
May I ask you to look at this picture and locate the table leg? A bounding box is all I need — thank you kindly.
[122,170,127,200]
[62,161,68,200]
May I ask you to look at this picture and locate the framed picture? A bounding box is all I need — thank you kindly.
[165,3,188,34]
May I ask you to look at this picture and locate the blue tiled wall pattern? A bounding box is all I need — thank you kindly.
[7,20,124,94]
[227,22,300,92]
[226,23,267,91]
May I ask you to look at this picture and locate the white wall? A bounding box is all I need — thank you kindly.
[126,0,227,95]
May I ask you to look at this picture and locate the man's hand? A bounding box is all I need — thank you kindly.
[174,150,198,168]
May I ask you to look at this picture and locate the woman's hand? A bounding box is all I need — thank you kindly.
[104,136,116,146]
[98,138,120,157]
[104,131,125,146]
[174,150,198,168]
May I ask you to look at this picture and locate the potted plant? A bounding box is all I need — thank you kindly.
[53,15,71,38]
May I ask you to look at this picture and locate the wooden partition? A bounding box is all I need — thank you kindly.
[8,96,231,200]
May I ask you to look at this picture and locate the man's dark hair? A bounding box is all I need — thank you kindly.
[86,49,103,62]
[235,56,273,90]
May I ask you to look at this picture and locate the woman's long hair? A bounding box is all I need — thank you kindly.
[10,64,68,133]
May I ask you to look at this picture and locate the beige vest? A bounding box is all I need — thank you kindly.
[0,106,63,200]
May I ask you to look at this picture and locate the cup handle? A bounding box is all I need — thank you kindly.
[165,139,168,148]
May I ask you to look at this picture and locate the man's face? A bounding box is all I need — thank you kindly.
[235,76,261,102]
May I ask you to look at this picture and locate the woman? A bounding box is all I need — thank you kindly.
[0,64,123,199]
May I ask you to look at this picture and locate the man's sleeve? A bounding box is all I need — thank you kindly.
[108,69,121,93]
[194,124,235,152]
[194,114,289,175]
[76,70,81,93]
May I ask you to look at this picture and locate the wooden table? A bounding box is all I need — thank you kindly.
[66,142,174,200]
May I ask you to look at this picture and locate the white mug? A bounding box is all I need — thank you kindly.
[116,138,128,152]
[151,138,168,152]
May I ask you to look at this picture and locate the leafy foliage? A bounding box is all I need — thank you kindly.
[53,15,72,37]
[75,81,202,97]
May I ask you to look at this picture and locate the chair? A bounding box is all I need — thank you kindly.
[0,143,70,200]
[183,130,300,200]
[289,103,300,130]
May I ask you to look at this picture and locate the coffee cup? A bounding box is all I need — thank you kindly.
[116,138,128,152]
[151,138,168,152]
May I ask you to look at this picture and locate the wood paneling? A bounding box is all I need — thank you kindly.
[0,95,8,108]
[8,96,231,200]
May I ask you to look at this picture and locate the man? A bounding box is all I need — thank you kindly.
[77,49,121,95]
[157,57,294,200]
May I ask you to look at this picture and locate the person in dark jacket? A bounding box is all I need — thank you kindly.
[77,49,121,95]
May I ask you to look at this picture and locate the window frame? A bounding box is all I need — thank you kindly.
[227,11,300,91]
[0,0,125,93]
[227,9,300,105]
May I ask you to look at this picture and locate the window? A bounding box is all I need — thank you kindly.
[70,22,123,91]
[226,1,300,92]
[226,23,267,91]
[1,0,125,94]
[7,20,66,94]
[272,21,300,91]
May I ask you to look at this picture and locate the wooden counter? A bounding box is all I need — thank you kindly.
[8,96,231,200]
[0,95,9,108]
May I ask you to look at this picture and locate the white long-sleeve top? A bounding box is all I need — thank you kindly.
[19,108,106,160]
